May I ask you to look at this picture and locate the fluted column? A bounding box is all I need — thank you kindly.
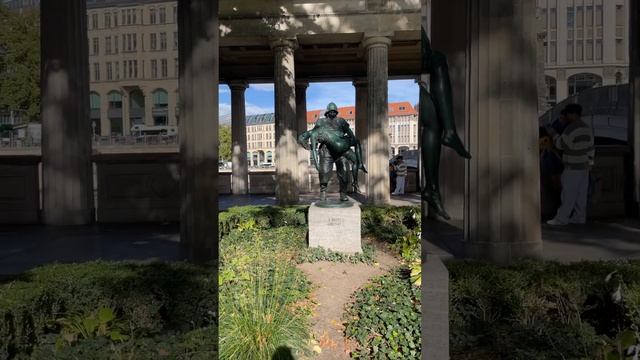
[296,80,310,193]
[41,0,93,225]
[229,80,249,195]
[353,78,369,192]
[363,36,391,205]
[631,0,640,210]
[178,0,219,263]
[464,0,542,262]
[271,38,299,205]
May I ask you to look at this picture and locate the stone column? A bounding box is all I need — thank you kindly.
[178,0,218,263]
[229,80,249,195]
[144,88,154,126]
[464,0,542,262]
[40,0,93,225]
[631,0,640,210]
[271,38,299,205]
[353,78,369,192]
[363,35,392,205]
[296,79,310,193]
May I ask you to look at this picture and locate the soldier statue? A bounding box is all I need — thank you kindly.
[298,102,367,202]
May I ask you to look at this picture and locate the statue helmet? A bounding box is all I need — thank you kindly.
[324,102,339,116]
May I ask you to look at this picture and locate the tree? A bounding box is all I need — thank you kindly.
[0,5,40,122]
[219,124,232,162]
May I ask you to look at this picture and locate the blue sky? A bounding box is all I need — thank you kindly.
[218,79,418,122]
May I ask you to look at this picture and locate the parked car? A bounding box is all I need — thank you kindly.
[390,150,418,169]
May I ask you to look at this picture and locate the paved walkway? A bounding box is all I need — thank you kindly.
[0,193,420,275]
[425,218,640,262]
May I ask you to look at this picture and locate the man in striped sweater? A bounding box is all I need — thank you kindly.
[392,155,408,195]
[545,103,595,226]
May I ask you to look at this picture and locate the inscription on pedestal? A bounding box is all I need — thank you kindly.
[308,202,362,254]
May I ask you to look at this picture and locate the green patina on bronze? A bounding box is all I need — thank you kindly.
[420,26,472,220]
[298,102,367,203]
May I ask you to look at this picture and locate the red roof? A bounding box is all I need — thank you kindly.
[306,102,416,123]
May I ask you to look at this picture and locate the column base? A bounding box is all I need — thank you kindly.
[43,208,93,226]
[464,241,543,264]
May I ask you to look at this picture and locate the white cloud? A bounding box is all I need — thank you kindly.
[250,84,274,92]
[246,103,273,115]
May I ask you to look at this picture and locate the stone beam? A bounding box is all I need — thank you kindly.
[40,0,93,225]
[178,0,219,263]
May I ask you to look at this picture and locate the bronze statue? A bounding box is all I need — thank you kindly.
[420,26,471,220]
[298,102,367,202]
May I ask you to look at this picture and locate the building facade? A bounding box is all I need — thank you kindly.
[540,0,630,106]
[86,0,179,136]
[245,102,418,166]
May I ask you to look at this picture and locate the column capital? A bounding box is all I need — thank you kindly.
[269,37,298,51]
[362,35,392,50]
[295,79,309,89]
[352,78,368,87]
[227,80,249,91]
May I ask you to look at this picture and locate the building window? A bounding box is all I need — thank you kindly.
[159,7,166,23]
[576,6,583,27]
[160,33,167,50]
[576,41,583,61]
[106,62,113,80]
[115,62,120,80]
[133,34,137,51]
[174,58,179,77]
[114,12,118,27]
[91,13,98,29]
[124,61,128,79]
[568,73,602,96]
[616,39,624,61]
[150,8,156,24]
[134,60,138,78]
[105,37,112,54]
[150,33,157,50]
[132,9,137,24]
[549,41,557,63]
[151,59,158,78]
[550,8,557,29]
[545,76,557,106]
[152,89,169,126]
[567,40,574,62]
[174,32,178,49]
[595,5,603,27]
[114,36,118,53]
[567,7,574,28]
[161,59,168,78]
[595,39,602,61]
[586,5,593,27]
[93,63,100,81]
[105,13,111,28]
[585,40,593,61]
[615,72,623,84]
[92,37,99,55]
[173,6,177,23]
[616,5,624,27]
[90,92,100,110]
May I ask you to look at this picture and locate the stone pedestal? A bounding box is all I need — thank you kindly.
[308,203,362,254]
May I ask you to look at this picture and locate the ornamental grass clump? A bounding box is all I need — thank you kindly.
[219,226,312,360]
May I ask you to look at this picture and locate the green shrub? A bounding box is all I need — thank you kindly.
[448,260,640,359]
[0,261,215,359]
[295,243,376,265]
[219,205,307,238]
[344,267,421,359]
[361,206,420,244]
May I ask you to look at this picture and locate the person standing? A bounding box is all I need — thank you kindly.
[389,161,397,193]
[392,155,407,195]
[545,104,595,225]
